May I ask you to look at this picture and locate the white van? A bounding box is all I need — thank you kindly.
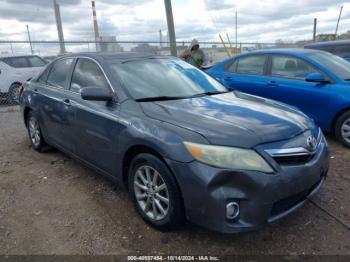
[0,55,47,104]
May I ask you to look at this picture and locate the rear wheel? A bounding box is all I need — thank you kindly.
[128,153,185,230]
[26,111,47,152]
[335,111,350,148]
[6,83,20,105]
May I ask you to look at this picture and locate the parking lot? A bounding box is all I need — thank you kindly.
[0,105,349,255]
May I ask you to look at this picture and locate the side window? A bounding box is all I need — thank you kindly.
[271,55,318,80]
[37,66,51,83]
[28,56,47,67]
[225,59,238,73]
[2,57,30,68]
[47,58,73,88]
[70,58,110,93]
[236,55,266,75]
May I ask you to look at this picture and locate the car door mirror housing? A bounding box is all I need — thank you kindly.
[81,87,113,101]
[305,73,329,83]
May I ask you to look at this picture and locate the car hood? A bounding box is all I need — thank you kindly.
[140,92,313,148]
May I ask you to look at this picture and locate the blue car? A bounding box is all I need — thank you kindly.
[207,49,350,147]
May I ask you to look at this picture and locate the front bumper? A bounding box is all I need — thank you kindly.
[166,133,329,233]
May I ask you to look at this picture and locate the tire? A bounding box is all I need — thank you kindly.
[335,111,350,148]
[128,153,185,230]
[26,111,48,152]
[6,83,20,105]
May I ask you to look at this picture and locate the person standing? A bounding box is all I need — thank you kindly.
[180,39,206,68]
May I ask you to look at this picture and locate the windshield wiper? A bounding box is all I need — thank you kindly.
[135,96,187,102]
[189,90,232,98]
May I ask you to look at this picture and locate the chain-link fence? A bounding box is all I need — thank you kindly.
[0,40,300,107]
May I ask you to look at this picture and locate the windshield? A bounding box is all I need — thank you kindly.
[306,52,350,80]
[109,58,228,100]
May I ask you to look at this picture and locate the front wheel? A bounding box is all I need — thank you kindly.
[335,111,350,148]
[128,153,185,230]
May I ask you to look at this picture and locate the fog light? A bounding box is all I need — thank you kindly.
[226,202,239,220]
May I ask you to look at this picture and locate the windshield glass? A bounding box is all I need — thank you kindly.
[306,51,350,80]
[109,58,228,100]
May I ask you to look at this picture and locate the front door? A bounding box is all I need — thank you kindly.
[263,55,331,128]
[68,58,121,174]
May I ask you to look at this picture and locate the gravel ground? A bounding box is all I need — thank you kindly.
[0,106,349,256]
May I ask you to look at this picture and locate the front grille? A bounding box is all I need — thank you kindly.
[264,128,322,166]
[270,178,322,217]
[273,153,315,165]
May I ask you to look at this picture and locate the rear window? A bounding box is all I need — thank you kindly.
[1,56,47,68]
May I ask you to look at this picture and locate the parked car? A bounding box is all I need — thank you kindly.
[207,49,350,147]
[304,40,350,62]
[0,55,47,104]
[20,53,329,233]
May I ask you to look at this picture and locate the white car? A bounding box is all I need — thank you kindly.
[0,55,47,104]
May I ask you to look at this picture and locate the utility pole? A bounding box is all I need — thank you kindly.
[335,5,343,40]
[53,0,66,54]
[164,0,177,56]
[26,24,34,54]
[313,18,317,43]
[235,10,238,49]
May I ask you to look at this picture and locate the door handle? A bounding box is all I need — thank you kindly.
[224,76,233,81]
[268,81,278,87]
[63,98,71,106]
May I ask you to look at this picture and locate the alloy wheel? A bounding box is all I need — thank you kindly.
[341,118,350,144]
[133,165,170,221]
[28,117,41,147]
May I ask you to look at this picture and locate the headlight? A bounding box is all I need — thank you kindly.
[184,142,274,173]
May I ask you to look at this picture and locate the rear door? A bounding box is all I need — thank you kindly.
[38,57,76,151]
[264,54,331,127]
[219,54,270,97]
[68,58,120,174]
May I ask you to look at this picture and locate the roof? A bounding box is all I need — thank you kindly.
[0,54,40,58]
[305,40,350,48]
[63,52,173,62]
[245,48,321,55]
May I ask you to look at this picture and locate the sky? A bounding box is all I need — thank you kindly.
[0,0,350,54]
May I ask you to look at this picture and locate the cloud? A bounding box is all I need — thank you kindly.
[0,0,350,55]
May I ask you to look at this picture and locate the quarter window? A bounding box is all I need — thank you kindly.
[70,58,110,93]
[236,56,266,75]
[225,59,238,72]
[271,56,318,80]
[47,58,74,88]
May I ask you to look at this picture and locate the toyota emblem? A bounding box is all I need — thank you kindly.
[307,136,317,152]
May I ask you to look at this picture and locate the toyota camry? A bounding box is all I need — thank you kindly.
[20,53,329,233]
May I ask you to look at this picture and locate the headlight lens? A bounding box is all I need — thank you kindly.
[184,142,274,173]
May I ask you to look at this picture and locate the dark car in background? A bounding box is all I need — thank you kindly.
[207,49,350,147]
[20,53,329,233]
[305,40,350,62]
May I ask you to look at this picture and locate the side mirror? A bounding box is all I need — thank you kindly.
[81,87,113,101]
[305,73,329,83]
